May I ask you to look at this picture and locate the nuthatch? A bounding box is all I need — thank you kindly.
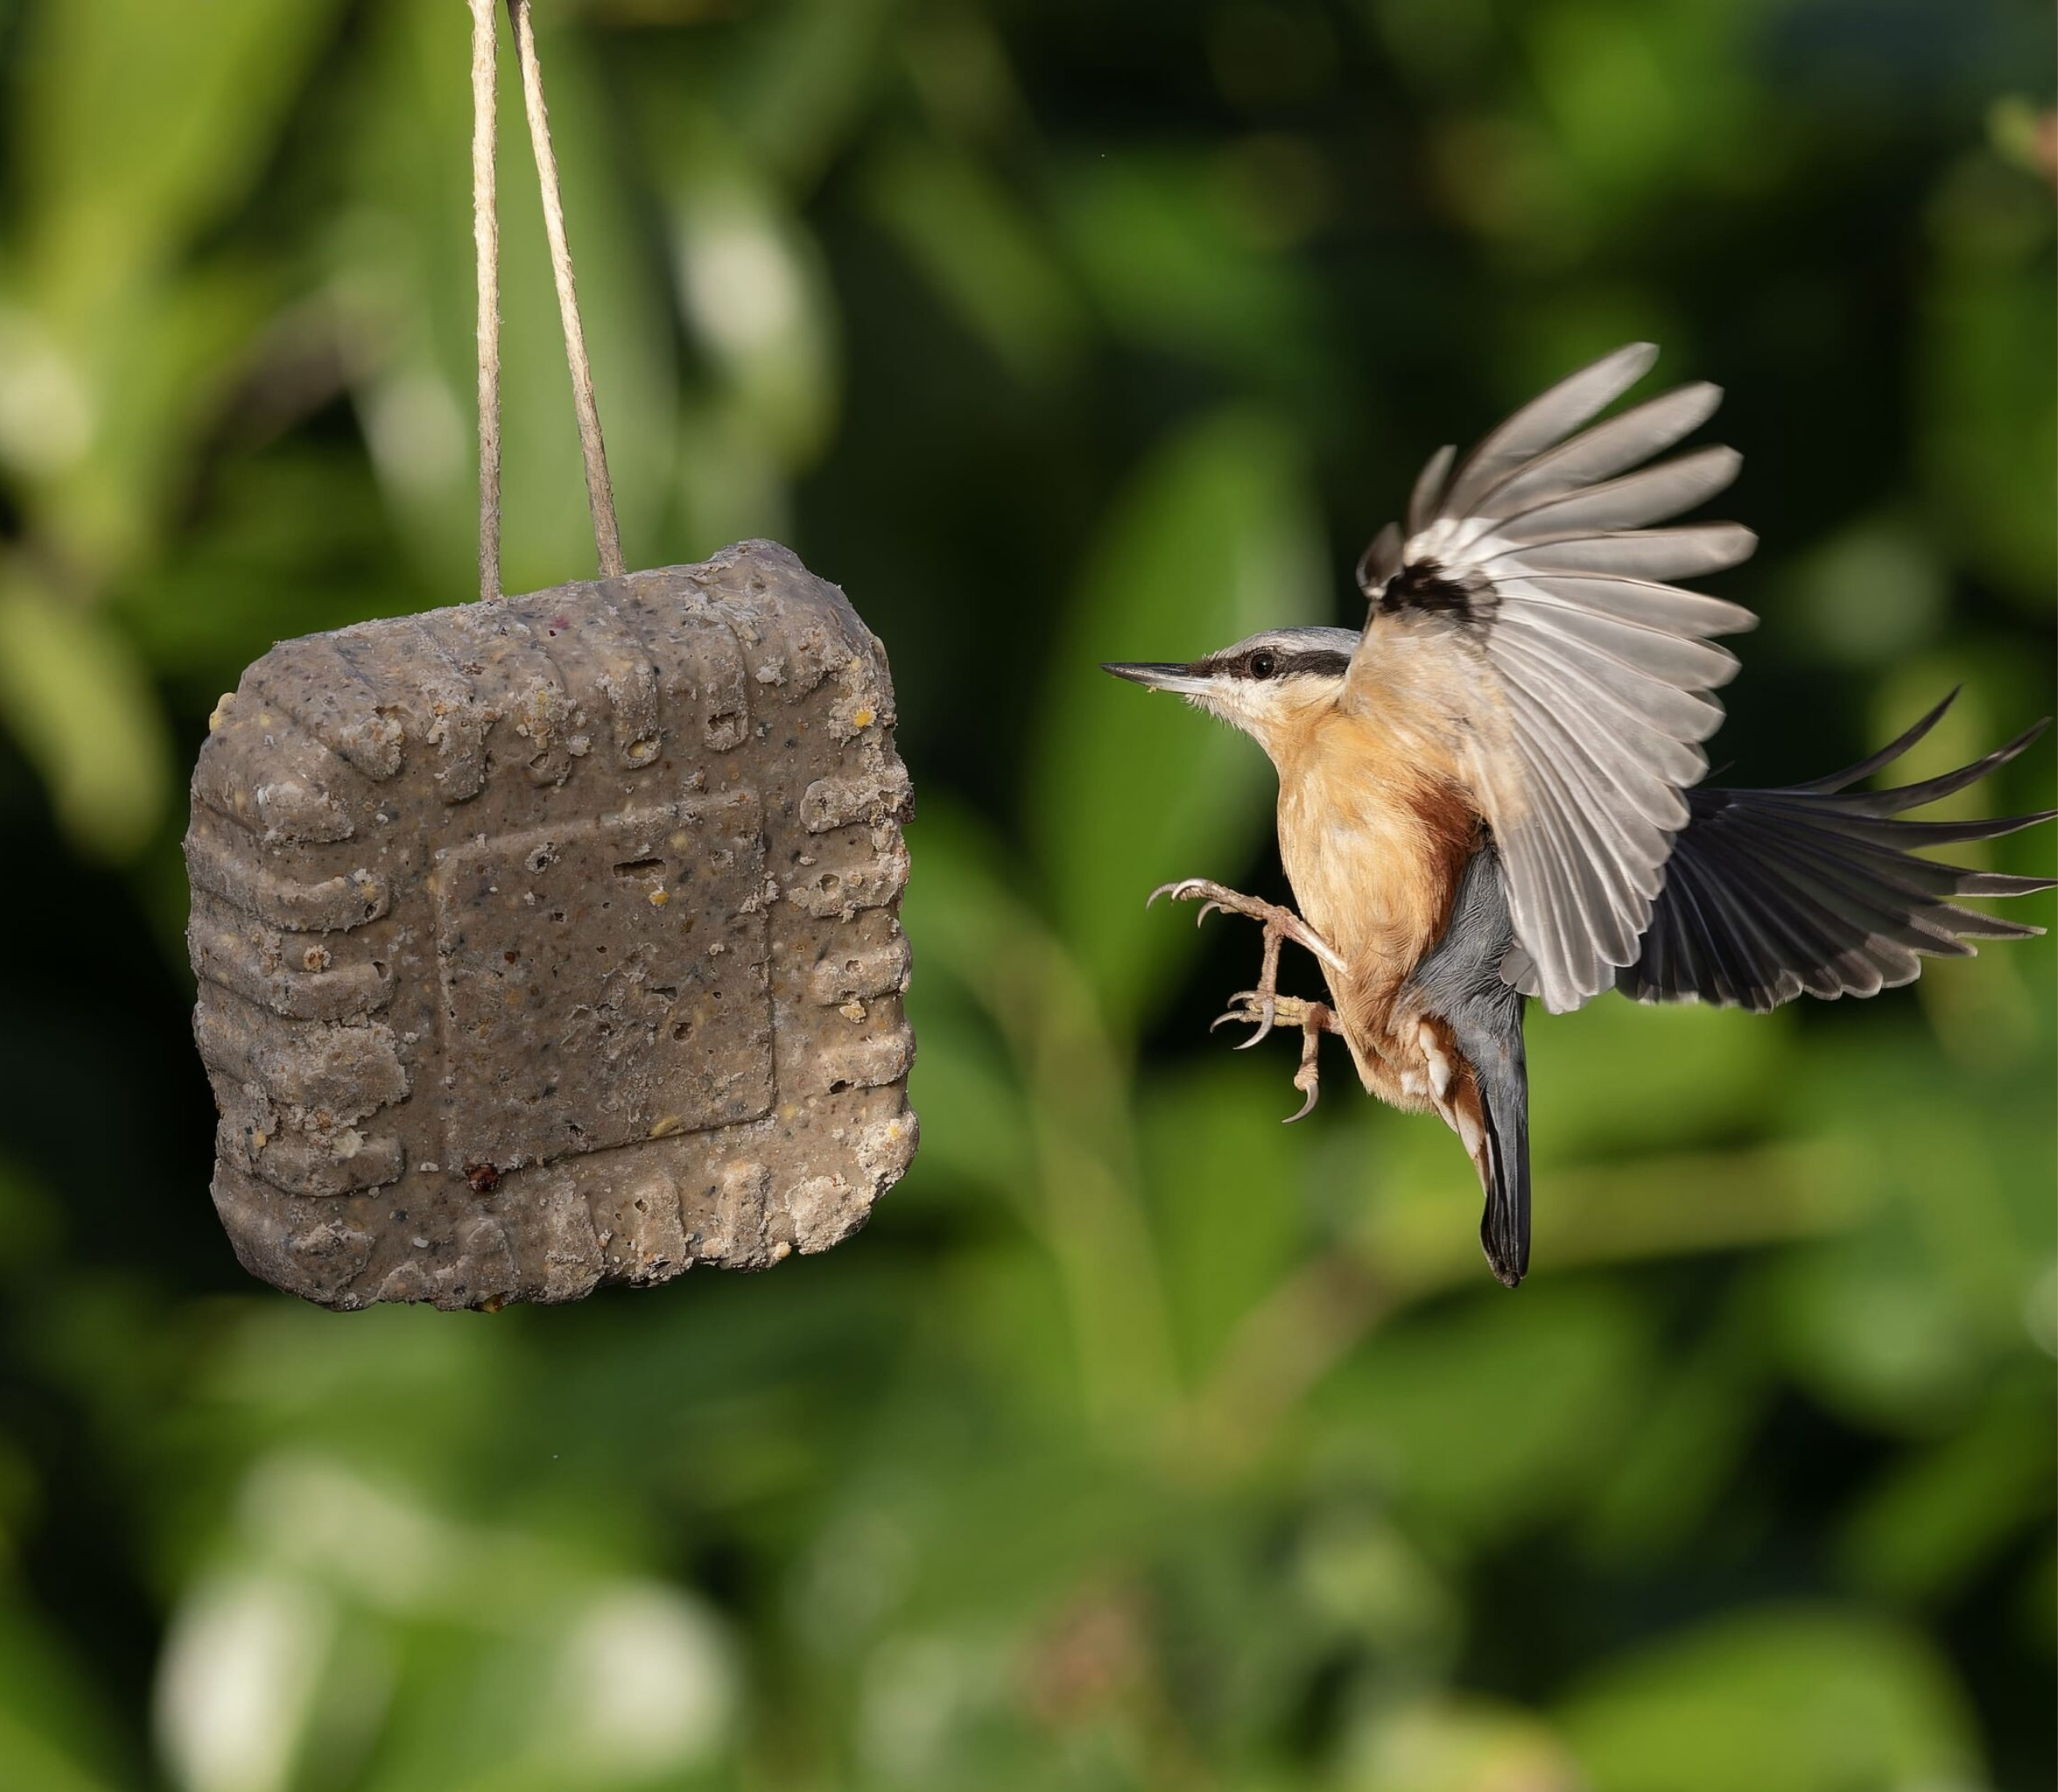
[1105,343,2054,1289]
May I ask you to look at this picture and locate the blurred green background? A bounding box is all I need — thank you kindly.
[0,1,2052,1788]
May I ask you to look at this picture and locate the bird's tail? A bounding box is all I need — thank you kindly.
[1466,1038,1531,1288]
[1407,840,1534,1286]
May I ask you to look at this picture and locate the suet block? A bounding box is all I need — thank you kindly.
[186,540,916,1310]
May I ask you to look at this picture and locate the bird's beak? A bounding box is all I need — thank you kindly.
[1101,661,1210,695]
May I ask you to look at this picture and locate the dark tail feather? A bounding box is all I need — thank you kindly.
[1622,699,2056,1011]
[1472,1032,1531,1288]
[1406,842,1533,1288]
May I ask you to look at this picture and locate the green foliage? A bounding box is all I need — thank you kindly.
[0,2,2050,1790]
[1559,1607,1980,1792]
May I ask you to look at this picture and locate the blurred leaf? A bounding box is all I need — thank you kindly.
[1535,1138,1871,1273]
[900,993,1033,1205]
[0,569,172,859]
[1521,0,1781,219]
[1919,154,2057,601]
[1839,1359,2056,1605]
[524,1581,741,1783]
[1986,96,2052,179]
[1559,1606,1982,1792]
[0,303,96,486]
[1312,1282,1652,1548]
[1052,155,1326,396]
[154,1568,342,1792]
[1527,995,1793,1167]
[1139,1059,1310,1378]
[1030,408,1324,1029]
[6,0,344,577]
[1343,1694,1581,1792]
[19,0,345,294]
[1428,109,1595,259]
[41,264,277,580]
[725,0,905,193]
[1582,1292,1773,1563]
[170,1304,516,1506]
[899,6,1032,148]
[1527,2,1686,196]
[1293,1504,1460,1663]
[0,1597,128,1792]
[1767,1042,2046,1432]
[852,1626,1016,1790]
[672,396,793,554]
[114,445,405,683]
[1788,516,1947,668]
[894,803,1039,1007]
[1364,0,1497,88]
[937,1236,1090,1437]
[1770,1234,1986,1437]
[862,138,1088,383]
[631,96,843,478]
[669,170,840,470]
[898,804,1180,1432]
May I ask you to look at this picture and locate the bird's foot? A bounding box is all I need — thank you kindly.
[1146,879,1348,1037]
[1211,991,1334,1123]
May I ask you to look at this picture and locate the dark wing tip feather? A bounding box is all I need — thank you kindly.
[1958,871,2058,898]
[1625,713,2056,1011]
[1836,807,2058,846]
[1841,718,2052,815]
[1785,690,1958,794]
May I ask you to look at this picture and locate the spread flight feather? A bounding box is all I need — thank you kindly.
[1348,342,1759,1013]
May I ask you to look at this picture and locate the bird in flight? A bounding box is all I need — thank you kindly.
[1104,343,2052,1288]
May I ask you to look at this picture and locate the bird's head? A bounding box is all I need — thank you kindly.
[1102,626,1357,762]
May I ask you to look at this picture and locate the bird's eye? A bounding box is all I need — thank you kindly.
[1248,651,1277,679]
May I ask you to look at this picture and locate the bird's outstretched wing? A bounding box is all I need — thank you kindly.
[1351,343,1757,1014]
[1619,694,2056,1009]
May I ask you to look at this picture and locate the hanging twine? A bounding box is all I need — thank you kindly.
[469,0,501,600]
[469,0,625,600]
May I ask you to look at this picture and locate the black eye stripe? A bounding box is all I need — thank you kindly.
[1216,647,1352,680]
[1282,649,1353,678]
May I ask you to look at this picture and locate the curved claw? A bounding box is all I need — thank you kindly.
[1195,900,1226,926]
[1150,878,1221,913]
[1208,990,1273,1044]
[1282,1078,1319,1124]
[1233,996,1277,1048]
